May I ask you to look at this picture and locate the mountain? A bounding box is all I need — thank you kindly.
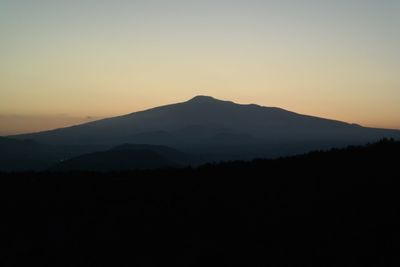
[50,144,194,172]
[11,96,400,159]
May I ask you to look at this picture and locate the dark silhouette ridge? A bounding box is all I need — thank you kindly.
[9,96,400,162]
[1,139,400,266]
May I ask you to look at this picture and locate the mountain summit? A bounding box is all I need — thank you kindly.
[11,96,400,159]
[186,95,238,106]
[188,95,220,103]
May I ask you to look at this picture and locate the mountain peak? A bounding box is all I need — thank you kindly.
[187,95,220,103]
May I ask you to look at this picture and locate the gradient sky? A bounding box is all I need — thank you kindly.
[1,0,399,135]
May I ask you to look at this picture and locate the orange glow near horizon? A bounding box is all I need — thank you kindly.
[1,1,399,135]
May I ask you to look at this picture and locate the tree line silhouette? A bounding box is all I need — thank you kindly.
[1,139,399,266]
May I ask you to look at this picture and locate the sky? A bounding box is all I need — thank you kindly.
[1,0,399,135]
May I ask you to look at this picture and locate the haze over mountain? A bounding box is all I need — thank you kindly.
[11,96,400,159]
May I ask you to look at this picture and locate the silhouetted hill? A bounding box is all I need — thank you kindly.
[1,140,399,266]
[12,96,400,159]
[50,150,175,172]
[0,137,98,171]
[50,144,197,171]
[112,144,201,164]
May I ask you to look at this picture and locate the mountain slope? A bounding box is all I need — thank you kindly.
[11,96,400,158]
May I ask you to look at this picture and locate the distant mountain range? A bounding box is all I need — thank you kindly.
[2,96,399,171]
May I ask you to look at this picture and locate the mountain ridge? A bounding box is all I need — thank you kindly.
[9,96,400,159]
[9,96,359,136]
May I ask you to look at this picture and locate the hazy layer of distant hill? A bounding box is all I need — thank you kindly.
[0,137,101,171]
[0,137,201,172]
[11,96,400,159]
[50,144,200,172]
[1,139,399,266]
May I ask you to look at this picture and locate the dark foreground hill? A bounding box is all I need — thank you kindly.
[1,139,400,266]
